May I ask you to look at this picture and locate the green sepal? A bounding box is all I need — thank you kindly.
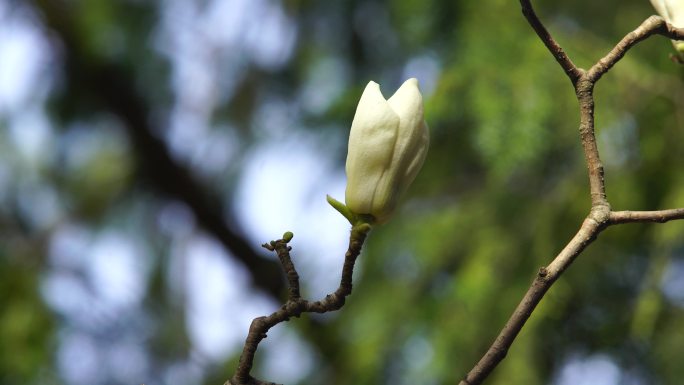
[326,195,356,225]
[326,195,377,230]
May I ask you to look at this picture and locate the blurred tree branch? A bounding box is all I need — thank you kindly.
[459,2,684,384]
[32,0,285,299]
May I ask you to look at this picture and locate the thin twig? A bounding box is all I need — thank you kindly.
[588,16,684,82]
[610,208,684,224]
[266,233,302,300]
[229,224,371,385]
[519,0,582,83]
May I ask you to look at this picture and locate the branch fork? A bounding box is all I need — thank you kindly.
[459,2,684,384]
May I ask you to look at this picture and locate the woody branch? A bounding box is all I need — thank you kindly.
[228,224,371,385]
[459,2,684,385]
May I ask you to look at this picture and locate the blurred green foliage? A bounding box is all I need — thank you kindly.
[1,0,683,384]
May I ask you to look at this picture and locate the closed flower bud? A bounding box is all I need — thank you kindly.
[650,0,684,52]
[344,78,429,224]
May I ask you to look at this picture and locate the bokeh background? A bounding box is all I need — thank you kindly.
[1,0,683,384]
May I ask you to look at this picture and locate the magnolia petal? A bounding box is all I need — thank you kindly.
[372,121,429,224]
[387,78,425,142]
[378,78,428,222]
[664,0,684,26]
[387,79,426,171]
[401,120,430,191]
[345,81,400,215]
[650,0,672,22]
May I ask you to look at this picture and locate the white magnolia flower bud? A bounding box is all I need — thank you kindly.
[344,78,429,224]
[650,0,684,52]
